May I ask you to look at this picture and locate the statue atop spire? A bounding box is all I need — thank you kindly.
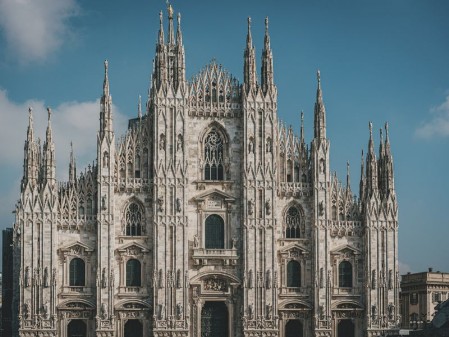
[314,70,326,139]
[244,17,257,92]
[261,16,275,95]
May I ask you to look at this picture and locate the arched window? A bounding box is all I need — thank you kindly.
[287,260,301,287]
[125,202,143,236]
[339,261,353,287]
[205,215,224,249]
[204,129,224,181]
[285,206,301,238]
[126,259,141,287]
[69,258,85,287]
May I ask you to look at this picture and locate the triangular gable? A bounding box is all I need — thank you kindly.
[193,188,235,203]
[58,241,94,254]
[330,244,361,256]
[116,241,149,254]
[279,242,309,255]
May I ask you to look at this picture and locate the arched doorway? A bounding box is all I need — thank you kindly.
[124,319,143,337]
[201,301,228,337]
[285,319,303,337]
[337,319,354,337]
[67,320,86,337]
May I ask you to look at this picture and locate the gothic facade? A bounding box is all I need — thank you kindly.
[10,6,400,337]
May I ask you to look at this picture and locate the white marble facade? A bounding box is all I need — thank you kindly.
[11,6,399,337]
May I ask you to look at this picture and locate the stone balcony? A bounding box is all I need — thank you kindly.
[192,248,239,266]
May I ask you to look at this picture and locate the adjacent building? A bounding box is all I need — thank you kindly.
[401,269,449,329]
[7,5,400,337]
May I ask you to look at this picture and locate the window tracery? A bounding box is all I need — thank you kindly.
[204,130,224,181]
[124,202,143,236]
[285,206,301,238]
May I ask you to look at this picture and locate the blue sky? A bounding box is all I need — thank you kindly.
[0,0,448,273]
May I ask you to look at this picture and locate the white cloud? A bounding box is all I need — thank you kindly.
[0,89,127,181]
[0,0,80,63]
[416,94,449,139]
[399,261,412,276]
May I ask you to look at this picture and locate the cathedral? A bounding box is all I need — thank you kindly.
[8,5,400,337]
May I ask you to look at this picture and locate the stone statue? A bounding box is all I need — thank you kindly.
[159,304,165,320]
[193,234,199,248]
[232,236,237,249]
[24,266,30,288]
[176,198,181,213]
[101,268,107,288]
[43,267,49,288]
[176,303,183,319]
[265,199,271,215]
[248,304,254,319]
[23,302,30,319]
[101,303,107,320]
[248,199,253,215]
[266,303,272,319]
[42,301,49,318]
[177,134,183,152]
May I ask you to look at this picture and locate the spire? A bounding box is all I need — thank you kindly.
[27,107,34,142]
[167,4,175,45]
[300,111,305,144]
[366,122,378,196]
[314,70,326,139]
[261,16,275,95]
[244,17,257,92]
[176,13,183,45]
[69,141,76,184]
[45,107,53,143]
[379,128,385,159]
[346,161,351,190]
[138,95,142,119]
[158,11,165,44]
[100,60,113,138]
[383,122,395,195]
[359,150,365,201]
[43,107,56,185]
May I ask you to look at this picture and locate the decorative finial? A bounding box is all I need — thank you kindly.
[138,95,142,119]
[248,17,251,27]
[177,12,181,26]
[301,110,304,122]
[317,70,321,83]
[47,107,52,121]
[160,10,163,24]
[369,121,373,137]
[168,4,174,19]
[265,17,269,32]
[104,59,108,72]
[385,122,389,139]
[28,107,33,122]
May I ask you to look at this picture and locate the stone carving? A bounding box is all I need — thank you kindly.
[266,303,272,319]
[176,198,181,212]
[388,269,393,290]
[248,199,253,215]
[231,236,237,249]
[388,303,394,320]
[319,201,324,216]
[266,269,272,289]
[176,269,182,288]
[176,303,183,319]
[177,134,183,152]
[204,276,227,291]
[248,269,253,289]
[319,267,324,288]
[248,138,254,153]
[248,304,254,319]
[43,267,49,287]
[372,270,377,289]
[265,199,271,215]
[101,303,108,320]
[101,268,107,288]
[24,266,30,288]
[159,269,164,288]
[159,304,165,320]
[158,196,164,212]
[193,234,199,248]
[371,304,377,320]
[52,267,57,286]
[42,301,49,319]
[159,133,166,151]
[266,137,272,153]
[23,301,30,319]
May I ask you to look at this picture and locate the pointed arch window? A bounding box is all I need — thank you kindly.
[285,206,301,238]
[125,202,143,236]
[69,258,85,286]
[126,259,141,287]
[205,214,224,249]
[287,260,301,287]
[339,261,353,288]
[204,129,224,181]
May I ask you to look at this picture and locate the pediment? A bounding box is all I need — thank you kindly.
[58,241,94,255]
[279,242,309,256]
[193,189,236,209]
[330,244,361,256]
[116,242,149,255]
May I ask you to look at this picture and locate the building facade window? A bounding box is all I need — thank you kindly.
[338,261,352,288]
[410,293,418,305]
[126,259,141,287]
[205,214,224,249]
[285,206,301,239]
[125,202,143,236]
[204,129,224,180]
[287,260,301,287]
[69,258,85,287]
